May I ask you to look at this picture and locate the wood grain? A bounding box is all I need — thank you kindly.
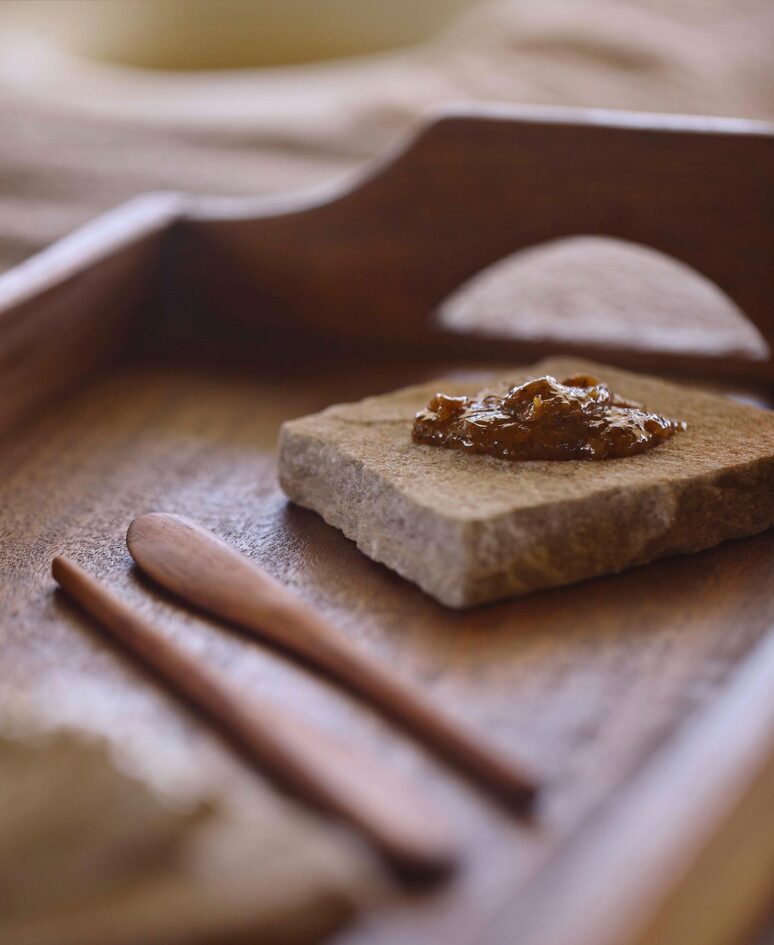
[0,194,179,437]
[174,107,774,378]
[0,107,772,445]
[1,357,772,945]
[52,555,457,878]
[126,512,537,803]
[1,104,773,944]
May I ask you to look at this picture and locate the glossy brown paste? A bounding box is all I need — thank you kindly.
[412,374,686,461]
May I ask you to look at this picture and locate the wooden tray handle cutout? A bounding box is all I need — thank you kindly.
[1,106,772,436]
[174,106,774,372]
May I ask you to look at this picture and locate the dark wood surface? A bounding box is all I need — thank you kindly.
[52,553,458,879]
[126,512,537,804]
[175,107,774,376]
[1,105,772,944]
[1,108,772,449]
[1,354,772,945]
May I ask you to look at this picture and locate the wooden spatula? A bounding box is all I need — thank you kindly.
[52,555,458,878]
[127,512,539,805]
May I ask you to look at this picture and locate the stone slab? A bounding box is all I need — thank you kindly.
[278,359,774,607]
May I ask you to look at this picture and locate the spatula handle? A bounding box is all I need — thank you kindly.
[127,513,538,804]
[52,556,457,877]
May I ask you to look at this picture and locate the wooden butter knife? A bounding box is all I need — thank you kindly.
[127,513,538,805]
[52,555,458,878]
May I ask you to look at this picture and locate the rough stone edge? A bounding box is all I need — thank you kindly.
[461,457,774,605]
[279,421,774,608]
[278,372,774,608]
[278,424,473,605]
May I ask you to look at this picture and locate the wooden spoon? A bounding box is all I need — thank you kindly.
[52,555,458,878]
[127,513,538,804]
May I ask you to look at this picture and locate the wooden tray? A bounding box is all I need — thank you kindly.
[1,106,773,945]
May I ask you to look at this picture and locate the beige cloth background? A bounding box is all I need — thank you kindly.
[1,0,773,266]
[0,0,771,357]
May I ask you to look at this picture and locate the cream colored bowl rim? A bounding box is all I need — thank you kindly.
[0,23,437,137]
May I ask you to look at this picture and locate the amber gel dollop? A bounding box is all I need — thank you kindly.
[412,374,686,461]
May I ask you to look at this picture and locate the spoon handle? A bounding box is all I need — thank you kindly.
[52,556,457,877]
[127,513,538,804]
